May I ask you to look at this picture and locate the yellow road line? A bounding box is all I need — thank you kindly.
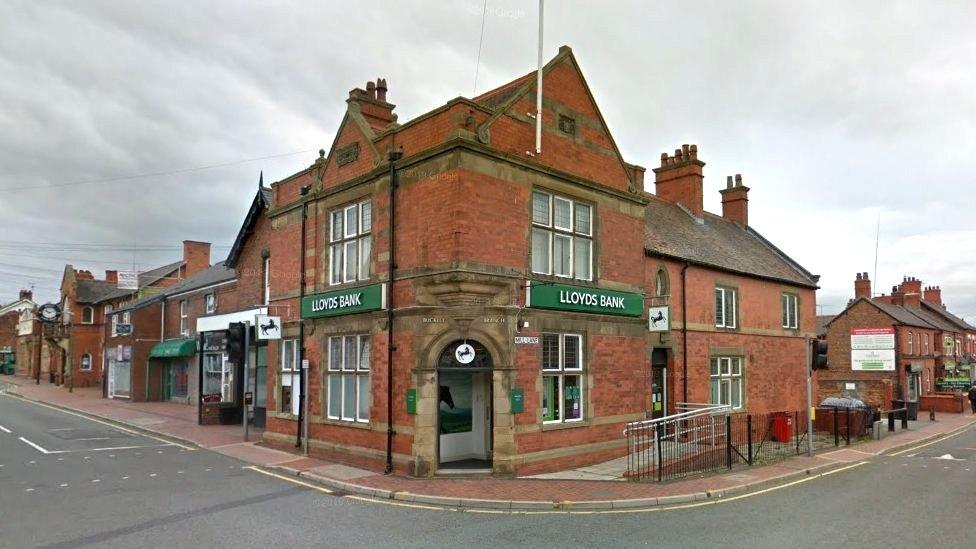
[889,425,973,456]
[247,460,871,515]
[1,393,196,451]
[243,466,335,494]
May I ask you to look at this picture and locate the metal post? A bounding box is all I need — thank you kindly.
[302,364,309,456]
[833,407,839,446]
[242,321,250,441]
[656,423,663,482]
[845,406,851,445]
[901,409,908,429]
[747,414,753,465]
[726,414,733,469]
[805,337,814,457]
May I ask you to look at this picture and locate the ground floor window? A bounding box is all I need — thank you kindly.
[108,359,131,399]
[203,352,234,403]
[80,353,92,371]
[710,356,743,409]
[326,335,370,423]
[541,333,584,423]
[280,339,299,414]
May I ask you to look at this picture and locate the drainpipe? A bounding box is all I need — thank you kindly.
[385,146,402,475]
[681,263,689,406]
[297,184,310,450]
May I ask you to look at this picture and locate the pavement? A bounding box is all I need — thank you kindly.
[4,373,976,513]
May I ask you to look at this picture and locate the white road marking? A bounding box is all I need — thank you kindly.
[0,424,11,433]
[122,476,129,480]
[205,468,211,472]
[177,471,184,474]
[48,428,77,432]
[149,473,157,477]
[25,488,34,492]
[59,483,68,488]
[934,453,964,461]
[75,437,111,442]
[92,479,100,483]
[57,458,64,461]
[0,394,195,450]
[19,437,50,454]
[28,460,36,464]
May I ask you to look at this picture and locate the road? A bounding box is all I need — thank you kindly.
[2,392,974,548]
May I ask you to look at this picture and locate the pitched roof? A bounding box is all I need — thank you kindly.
[77,261,183,305]
[921,300,976,331]
[816,315,836,337]
[643,198,819,288]
[225,186,271,269]
[119,263,236,313]
[871,301,937,329]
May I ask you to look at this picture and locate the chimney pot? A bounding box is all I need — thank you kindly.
[376,78,388,102]
[735,173,742,187]
[726,175,733,189]
[689,144,698,159]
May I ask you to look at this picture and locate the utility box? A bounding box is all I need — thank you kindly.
[872,420,885,440]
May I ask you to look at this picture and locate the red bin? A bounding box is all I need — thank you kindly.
[771,412,793,443]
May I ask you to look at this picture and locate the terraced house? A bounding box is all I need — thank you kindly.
[256,46,818,477]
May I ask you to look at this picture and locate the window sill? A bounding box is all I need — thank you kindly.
[317,417,372,430]
[541,419,588,431]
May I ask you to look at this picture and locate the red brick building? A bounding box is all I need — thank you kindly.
[819,273,974,414]
[51,241,211,393]
[257,46,819,477]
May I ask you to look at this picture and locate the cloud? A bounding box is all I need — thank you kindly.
[0,0,973,324]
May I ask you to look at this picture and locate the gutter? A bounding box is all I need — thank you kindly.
[681,263,689,406]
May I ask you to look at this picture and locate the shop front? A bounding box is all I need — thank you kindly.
[106,344,132,399]
[196,307,267,425]
[148,338,196,403]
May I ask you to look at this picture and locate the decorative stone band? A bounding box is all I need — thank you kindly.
[525,281,643,317]
[301,283,387,319]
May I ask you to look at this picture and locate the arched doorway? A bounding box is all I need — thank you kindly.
[437,340,493,470]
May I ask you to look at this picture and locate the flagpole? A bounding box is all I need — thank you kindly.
[535,0,544,155]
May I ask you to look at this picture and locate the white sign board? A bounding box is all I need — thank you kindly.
[514,336,540,345]
[255,315,281,340]
[118,271,139,290]
[851,328,895,371]
[648,306,670,332]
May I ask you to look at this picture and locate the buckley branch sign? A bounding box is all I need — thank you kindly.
[301,283,387,319]
[526,282,642,317]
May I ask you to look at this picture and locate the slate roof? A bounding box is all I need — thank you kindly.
[75,261,183,305]
[872,301,937,329]
[473,71,534,109]
[643,198,819,288]
[921,300,976,332]
[118,263,236,313]
[816,315,836,337]
[225,186,271,269]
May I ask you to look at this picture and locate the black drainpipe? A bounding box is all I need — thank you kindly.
[681,263,689,406]
[296,184,310,448]
[385,146,402,474]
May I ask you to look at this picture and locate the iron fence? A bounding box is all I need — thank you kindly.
[624,406,874,482]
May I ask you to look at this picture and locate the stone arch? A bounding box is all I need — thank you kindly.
[419,326,507,371]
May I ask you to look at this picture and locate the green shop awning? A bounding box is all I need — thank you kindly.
[149,339,196,359]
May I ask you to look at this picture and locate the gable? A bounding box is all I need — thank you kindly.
[477,47,637,194]
[321,111,382,189]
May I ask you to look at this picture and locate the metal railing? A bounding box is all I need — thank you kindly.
[625,406,876,482]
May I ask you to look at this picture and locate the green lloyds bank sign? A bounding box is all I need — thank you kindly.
[526,282,642,317]
[301,283,387,319]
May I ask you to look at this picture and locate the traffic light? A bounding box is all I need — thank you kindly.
[227,322,246,362]
[811,339,828,370]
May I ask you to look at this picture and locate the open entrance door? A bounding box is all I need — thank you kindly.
[436,340,493,472]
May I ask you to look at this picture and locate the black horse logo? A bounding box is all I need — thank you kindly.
[650,310,666,328]
[439,385,455,410]
[260,318,278,336]
[456,345,473,362]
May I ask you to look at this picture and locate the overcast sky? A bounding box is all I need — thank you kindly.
[1,1,974,319]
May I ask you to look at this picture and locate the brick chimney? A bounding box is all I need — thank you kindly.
[347,78,397,130]
[104,270,118,284]
[75,269,94,281]
[854,272,871,299]
[19,289,32,301]
[720,174,750,226]
[182,241,211,278]
[899,276,922,308]
[923,285,942,307]
[890,285,905,306]
[653,144,705,217]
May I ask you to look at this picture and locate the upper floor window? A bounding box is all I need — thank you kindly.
[781,294,798,329]
[715,287,737,329]
[924,334,929,355]
[531,191,592,280]
[180,300,189,336]
[205,293,217,314]
[908,331,914,355]
[82,306,94,324]
[654,269,670,297]
[330,200,372,285]
[955,339,962,357]
[111,313,118,337]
